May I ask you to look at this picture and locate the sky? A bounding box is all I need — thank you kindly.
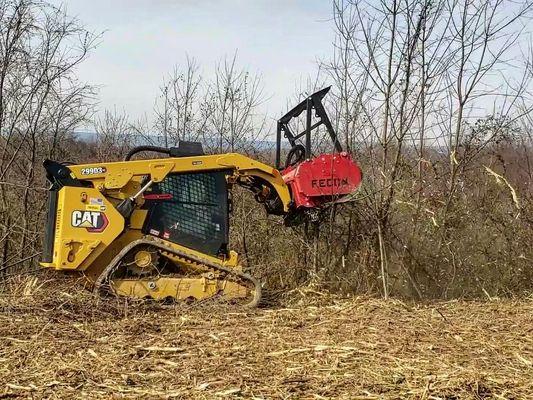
[50,0,336,125]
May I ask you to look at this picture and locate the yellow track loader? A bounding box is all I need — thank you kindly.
[40,87,362,306]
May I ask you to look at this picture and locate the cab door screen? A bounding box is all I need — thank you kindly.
[143,171,229,256]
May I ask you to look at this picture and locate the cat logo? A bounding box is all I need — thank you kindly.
[71,210,108,233]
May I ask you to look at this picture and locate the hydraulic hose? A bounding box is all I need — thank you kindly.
[124,146,171,161]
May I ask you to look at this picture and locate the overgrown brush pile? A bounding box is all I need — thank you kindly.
[1,277,531,399]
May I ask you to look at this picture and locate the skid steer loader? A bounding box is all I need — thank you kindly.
[40,87,362,306]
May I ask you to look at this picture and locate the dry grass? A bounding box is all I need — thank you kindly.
[0,276,532,399]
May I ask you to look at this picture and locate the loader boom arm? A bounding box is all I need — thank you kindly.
[68,152,292,213]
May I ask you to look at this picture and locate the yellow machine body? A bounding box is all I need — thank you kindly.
[40,152,292,305]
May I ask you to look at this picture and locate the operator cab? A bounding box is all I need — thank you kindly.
[124,142,231,258]
[141,170,230,257]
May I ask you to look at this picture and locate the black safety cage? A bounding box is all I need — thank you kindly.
[275,86,343,169]
[142,171,230,257]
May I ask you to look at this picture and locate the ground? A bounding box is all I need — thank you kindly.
[0,278,532,399]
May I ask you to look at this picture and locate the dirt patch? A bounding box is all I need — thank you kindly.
[0,278,532,399]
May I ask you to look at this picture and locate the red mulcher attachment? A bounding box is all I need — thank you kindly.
[282,152,362,208]
[275,87,362,219]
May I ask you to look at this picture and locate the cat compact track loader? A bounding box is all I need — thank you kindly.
[40,87,362,307]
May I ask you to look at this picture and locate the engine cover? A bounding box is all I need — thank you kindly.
[282,152,362,208]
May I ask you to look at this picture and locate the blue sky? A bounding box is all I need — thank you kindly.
[52,0,335,122]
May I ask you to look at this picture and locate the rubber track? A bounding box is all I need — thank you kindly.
[93,236,261,308]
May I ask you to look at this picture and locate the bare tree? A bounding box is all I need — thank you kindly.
[94,108,133,161]
[0,0,98,274]
[314,0,533,298]
[202,52,267,154]
[154,56,202,146]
